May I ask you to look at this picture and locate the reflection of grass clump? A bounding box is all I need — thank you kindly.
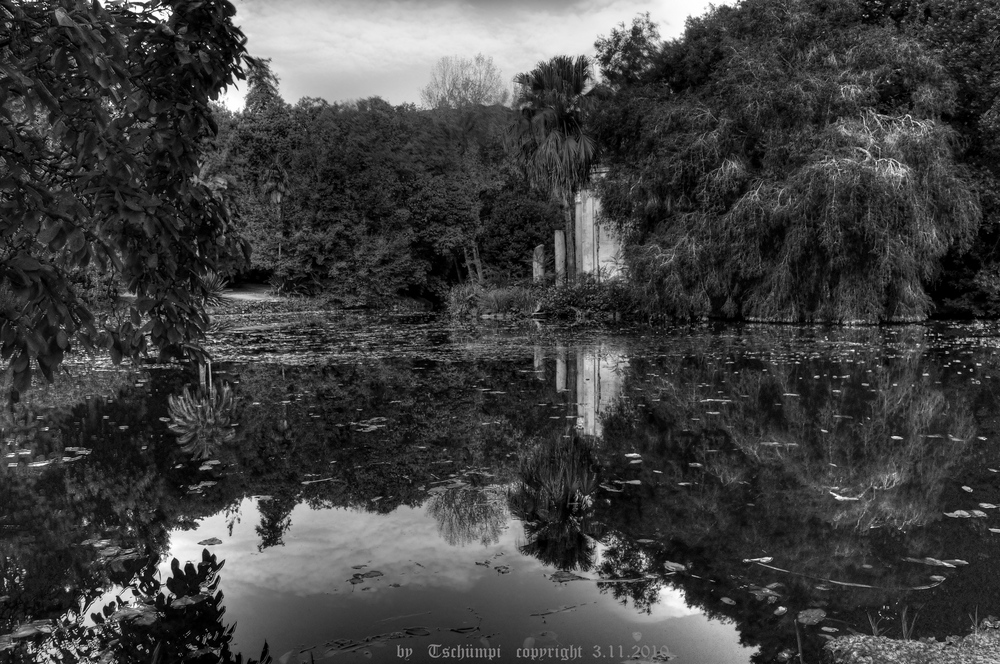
[167,384,236,459]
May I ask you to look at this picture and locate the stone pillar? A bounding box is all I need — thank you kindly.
[554,230,566,285]
[580,194,596,278]
[575,192,585,279]
[532,244,544,282]
[534,346,545,381]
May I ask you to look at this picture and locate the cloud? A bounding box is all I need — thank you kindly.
[219,0,731,107]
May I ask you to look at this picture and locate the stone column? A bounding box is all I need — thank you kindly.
[532,244,545,282]
[554,230,566,285]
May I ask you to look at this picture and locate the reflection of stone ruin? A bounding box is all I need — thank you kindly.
[533,170,623,283]
[534,344,626,438]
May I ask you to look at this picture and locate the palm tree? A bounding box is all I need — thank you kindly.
[260,159,289,262]
[509,56,598,283]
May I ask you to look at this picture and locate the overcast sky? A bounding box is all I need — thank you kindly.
[220,0,733,109]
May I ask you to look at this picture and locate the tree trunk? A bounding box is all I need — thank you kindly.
[472,245,484,283]
[561,192,576,283]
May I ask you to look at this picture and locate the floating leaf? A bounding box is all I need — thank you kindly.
[904,557,956,568]
[720,597,736,605]
[663,561,686,573]
[962,486,974,493]
[549,570,586,583]
[624,453,641,459]
[944,510,971,518]
[743,556,774,564]
[403,627,430,636]
[774,606,787,616]
[197,538,222,546]
[797,608,826,625]
[633,631,642,642]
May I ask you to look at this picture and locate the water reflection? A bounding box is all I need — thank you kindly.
[2,322,999,663]
[509,434,603,571]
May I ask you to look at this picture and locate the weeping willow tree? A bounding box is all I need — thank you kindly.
[595,0,981,322]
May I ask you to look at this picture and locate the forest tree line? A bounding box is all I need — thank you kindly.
[204,0,1000,322]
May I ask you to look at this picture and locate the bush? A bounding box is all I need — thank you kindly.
[537,277,642,321]
[447,282,539,318]
[447,276,645,322]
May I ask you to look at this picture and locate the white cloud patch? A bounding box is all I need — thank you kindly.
[221,0,731,107]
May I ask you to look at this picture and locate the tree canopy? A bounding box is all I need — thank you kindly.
[1,0,249,395]
[594,0,980,323]
[420,53,511,110]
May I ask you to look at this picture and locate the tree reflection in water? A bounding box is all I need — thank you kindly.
[508,433,604,571]
[2,550,271,664]
[426,481,510,547]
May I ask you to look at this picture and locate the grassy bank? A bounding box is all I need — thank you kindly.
[825,622,1000,664]
[446,278,643,323]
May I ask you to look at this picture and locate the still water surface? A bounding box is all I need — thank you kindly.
[2,314,999,663]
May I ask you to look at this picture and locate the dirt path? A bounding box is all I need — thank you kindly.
[220,284,286,302]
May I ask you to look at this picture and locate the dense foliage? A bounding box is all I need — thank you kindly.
[203,70,560,302]
[594,0,984,322]
[0,0,249,395]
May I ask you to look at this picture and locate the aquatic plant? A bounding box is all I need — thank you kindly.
[167,382,236,460]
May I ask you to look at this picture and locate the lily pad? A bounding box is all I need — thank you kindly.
[797,608,826,625]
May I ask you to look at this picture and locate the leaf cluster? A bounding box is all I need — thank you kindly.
[0,0,250,395]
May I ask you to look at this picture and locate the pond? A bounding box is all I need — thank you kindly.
[2,313,999,663]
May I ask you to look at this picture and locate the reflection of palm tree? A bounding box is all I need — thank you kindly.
[508,434,603,570]
[427,485,510,547]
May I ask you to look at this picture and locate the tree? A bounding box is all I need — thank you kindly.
[594,12,661,91]
[508,56,598,282]
[858,0,1000,316]
[0,0,250,396]
[420,53,511,109]
[594,0,979,323]
[243,56,283,115]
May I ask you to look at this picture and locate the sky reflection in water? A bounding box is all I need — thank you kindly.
[167,499,752,663]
